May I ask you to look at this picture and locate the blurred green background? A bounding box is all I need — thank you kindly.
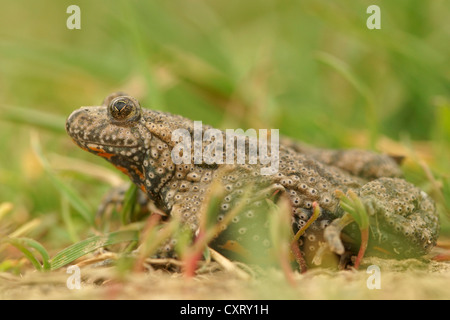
[0,0,449,254]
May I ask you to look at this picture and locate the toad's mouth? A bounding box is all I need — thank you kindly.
[70,136,139,149]
[71,139,139,160]
[79,140,138,149]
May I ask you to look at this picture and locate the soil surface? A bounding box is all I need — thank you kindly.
[1,253,450,300]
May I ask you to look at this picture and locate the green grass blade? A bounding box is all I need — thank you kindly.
[335,190,370,269]
[48,174,95,225]
[10,243,42,271]
[61,197,80,243]
[31,133,95,226]
[0,104,66,133]
[135,215,181,268]
[120,184,138,225]
[0,202,14,222]
[335,190,367,227]
[348,191,369,229]
[339,202,358,223]
[315,52,378,148]
[2,237,51,271]
[50,230,140,270]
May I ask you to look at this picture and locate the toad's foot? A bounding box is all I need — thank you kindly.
[325,177,439,260]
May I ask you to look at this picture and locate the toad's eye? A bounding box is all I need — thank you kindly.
[108,96,141,122]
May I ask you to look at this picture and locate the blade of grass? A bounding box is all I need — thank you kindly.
[315,52,378,149]
[208,247,250,280]
[2,237,51,271]
[50,154,124,187]
[8,218,42,238]
[7,243,42,271]
[61,197,80,243]
[50,230,140,270]
[0,104,66,133]
[182,174,253,277]
[31,132,95,226]
[334,190,370,269]
[133,214,181,272]
[348,190,369,230]
[0,202,14,221]
[120,184,138,225]
[268,195,296,286]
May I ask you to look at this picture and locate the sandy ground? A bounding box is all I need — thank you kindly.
[1,254,450,300]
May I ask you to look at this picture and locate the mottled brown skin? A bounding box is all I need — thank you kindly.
[66,94,439,265]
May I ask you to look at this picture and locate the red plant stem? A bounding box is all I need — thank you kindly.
[432,253,450,262]
[133,213,161,272]
[290,241,307,274]
[183,250,204,278]
[280,249,297,287]
[354,228,369,269]
[183,230,206,278]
